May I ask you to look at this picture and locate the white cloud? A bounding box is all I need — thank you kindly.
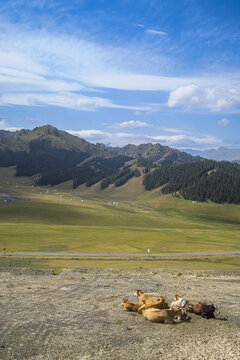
[85,72,240,93]
[0,92,154,112]
[0,119,7,129]
[0,20,172,93]
[149,134,222,148]
[168,84,240,112]
[218,118,230,126]
[68,129,106,139]
[0,18,239,114]
[163,128,189,134]
[0,118,22,131]
[0,24,167,111]
[66,128,223,149]
[0,66,83,92]
[109,120,149,129]
[146,29,167,36]
[67,129,136,146]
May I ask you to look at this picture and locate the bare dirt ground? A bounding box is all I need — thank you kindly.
[0,268,239,360]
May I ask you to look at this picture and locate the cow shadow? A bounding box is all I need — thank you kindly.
[215,316,228,321]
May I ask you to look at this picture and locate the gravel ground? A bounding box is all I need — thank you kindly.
[0,268,239,360]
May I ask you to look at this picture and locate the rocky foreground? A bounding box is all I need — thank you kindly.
[0,268,239,360]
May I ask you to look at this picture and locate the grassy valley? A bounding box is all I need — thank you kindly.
[0,166,239,270]
[0,125,239,271]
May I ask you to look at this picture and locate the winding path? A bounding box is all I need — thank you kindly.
[1,251,240,257]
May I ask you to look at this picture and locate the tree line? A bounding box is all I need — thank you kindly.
[143,160,240,204]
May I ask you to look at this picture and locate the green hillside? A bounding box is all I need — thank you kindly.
[0,125,202,189]
[1,125,240,205]
[114,142,202,164]
[144,160,240,204]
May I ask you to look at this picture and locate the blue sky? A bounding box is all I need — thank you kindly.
[0,0,240,149]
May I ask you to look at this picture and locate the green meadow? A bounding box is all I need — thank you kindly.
[0,255,239,271]
[0,167,240,269]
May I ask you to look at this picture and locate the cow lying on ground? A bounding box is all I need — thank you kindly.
[193,302,219,319]
[122,298,142,312]
[184,302,194,312]
[141,308,189,323]
[170,294,188,309]
[137,296,169,313]
[170,295,194,317]
[134,289,162,304]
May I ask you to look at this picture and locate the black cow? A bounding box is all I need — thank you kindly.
[201,304,219,319]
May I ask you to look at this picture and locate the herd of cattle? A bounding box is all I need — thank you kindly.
[122,290,219,324]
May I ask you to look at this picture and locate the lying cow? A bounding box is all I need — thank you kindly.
[122,298,142,312]
[170,294,188,309]
[138,296,169,313]
[184,302,194,312]
[193,302,219,319]
[141,308,189,324]
[134,289,162,305]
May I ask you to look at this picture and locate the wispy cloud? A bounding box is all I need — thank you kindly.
[67,129,136,146]
[0,20,170,111]
[66,128,223,149]
[163,128,189,134]
[0,17,239,109]
[84,72,240,93]
[0,92,154,112]
[149,134,223,148]
[109,120,150,130]
[0,6,239,117]
[218,118,230,126]
[146,29,167,36]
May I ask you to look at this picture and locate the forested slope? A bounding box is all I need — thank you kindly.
[143,160,240,204]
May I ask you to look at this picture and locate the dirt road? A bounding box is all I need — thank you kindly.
[1,250,240,257]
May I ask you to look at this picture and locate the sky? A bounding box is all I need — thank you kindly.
[0,0,240,150]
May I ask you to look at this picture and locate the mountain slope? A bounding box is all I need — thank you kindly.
[0,124,203,190]
[0,130,13,138]
[0,125,112,173]
[113,143,202,165]
[143,160,240,204]
[0,125,240,204]
[0,125,106,154]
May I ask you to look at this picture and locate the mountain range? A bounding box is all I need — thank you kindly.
[0,125,239,204]
[0,124,202,171]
